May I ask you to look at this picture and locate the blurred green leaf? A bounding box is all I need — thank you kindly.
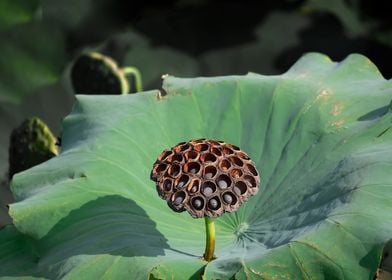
[301,0,373,37]
[0,0,40,31]
[0,22,66,104]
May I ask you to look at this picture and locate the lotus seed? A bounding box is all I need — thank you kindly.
[193,198,203,209]
[164,181,171,191]
[174,196,183,205]
[209,198,219,209]
[203,186,213,195]
[223,193,233,204]
[218,179,228,189]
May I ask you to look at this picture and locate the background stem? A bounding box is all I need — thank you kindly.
[204,216,215,262]
[122,67,143,92]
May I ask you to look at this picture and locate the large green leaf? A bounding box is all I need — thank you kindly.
[1,53,392,279]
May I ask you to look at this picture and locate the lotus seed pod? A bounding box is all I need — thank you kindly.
[71,52,129,95]
[8,117,59,179]
[150,139,261,218]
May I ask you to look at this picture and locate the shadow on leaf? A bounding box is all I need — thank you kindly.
[357,105,389,121]
[36,195,169,265]
[245,157,365,249]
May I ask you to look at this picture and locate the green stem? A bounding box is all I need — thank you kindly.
[203,216,215,262]
[122,67,143,92]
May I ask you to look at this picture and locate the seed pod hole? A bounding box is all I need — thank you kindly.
[230,168,243,179]
[202,181,217,196]
[216,174,231,189]
[175,143,191,153]
[244,175,257,188]
[200,153,217,163]
[229,156,244,167]
[246,164,258,176]
[204,165,217,179]
[222,192,237,205]
[194,143,209,152]
[172,191,186,206]
[208,197,221,210]
[163,179,172,192]
[218,159,231,171]
[211,147,222,157]
[237,152,250,160]
[188,179,200,193]
[193,138,206,144]
[158,150,173,161]
[209,140,221,146]
[176,174,189,190]
[184,161,201,174]
[227,144,240,151]
[168,164,181,177]
[153,163,167,177]
[234,181,248,195]
[171,154,183,163]
[191,196,205,210]
[184,150,198,160]
[223,147,234,155]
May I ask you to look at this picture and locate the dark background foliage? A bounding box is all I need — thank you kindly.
[51,0,392,76]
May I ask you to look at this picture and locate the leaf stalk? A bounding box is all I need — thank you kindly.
[203,216,215,262]
[122,67,143,92]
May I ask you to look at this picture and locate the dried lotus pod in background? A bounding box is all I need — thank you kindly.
[8,117,59,179]
[71,52,130,95]
[151,139,260,218]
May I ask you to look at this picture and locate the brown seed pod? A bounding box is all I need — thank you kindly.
[150,139,260,218]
